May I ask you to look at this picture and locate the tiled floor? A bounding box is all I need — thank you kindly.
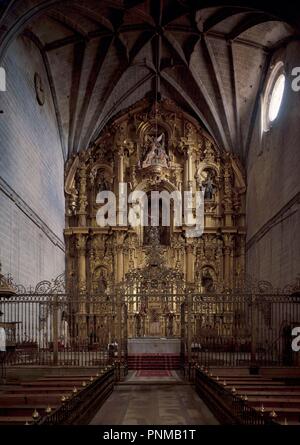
[90,382,218,425]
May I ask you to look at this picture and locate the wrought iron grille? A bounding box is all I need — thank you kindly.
[186,291,300,367]
[0,272,299,368]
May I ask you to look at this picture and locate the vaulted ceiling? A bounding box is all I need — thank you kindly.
[0,1,299,161]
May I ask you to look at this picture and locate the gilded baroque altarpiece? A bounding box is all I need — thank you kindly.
[64,99,246,338]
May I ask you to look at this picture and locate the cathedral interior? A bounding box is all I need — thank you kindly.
[0,0,300,429]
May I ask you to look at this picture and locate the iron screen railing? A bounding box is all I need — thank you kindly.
[0,274,299,369]
[184,292,300,367]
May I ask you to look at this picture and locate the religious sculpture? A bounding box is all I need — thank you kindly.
[202,171,216,200]
[98,174,109,192]
[142,133,169,168]
[60,311,69,348]
[201,268,214,292]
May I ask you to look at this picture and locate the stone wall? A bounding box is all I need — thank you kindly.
[0,36,65,286]
[246,41,300,287]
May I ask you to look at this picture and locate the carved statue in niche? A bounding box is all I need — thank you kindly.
[134,313,141,337]
[142,192,171,246]
[143,218,170,246]
[142,132,170,168]
[165,311,175,337]
[60,311,69,347]
[149,308,160,336]
[201,267,214,292]
[93,266,108,293]
[201,169,217,200]
[67,186,78,215]
[145,226,160,245]
[98,173,109,193]
[168,314,174,337]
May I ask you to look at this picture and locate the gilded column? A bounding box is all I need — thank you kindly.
[185,243,194,283]
[239,235,246,283]
[188,147,193,187]
[185,243,194,365]
[223,234,233,290]
[116,241,124,359]
[76,234,87,339]
[118,147,124,183]
[184,147,193,191]
[116,242,124,283]
[223,159,233,227]
[78,164,88,227]
[235,235,246,289]
[184,151,189,191]
[116,147,127,226]
[76,234,87,291]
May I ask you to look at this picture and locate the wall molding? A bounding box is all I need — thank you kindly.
[246,191,300,251]
[0,176,65,252]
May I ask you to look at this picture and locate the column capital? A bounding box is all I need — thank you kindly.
[76,234,87,253]
[185,244,194,254]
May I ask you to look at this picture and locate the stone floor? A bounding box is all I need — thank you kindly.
[124,370,182,384]
[90,376,218,425]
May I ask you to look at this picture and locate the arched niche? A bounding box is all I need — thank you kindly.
[92,265,109,293]
[128,179,179,247]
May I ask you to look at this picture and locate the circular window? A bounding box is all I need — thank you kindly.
[262,62,285,132]
[268,74,285,122]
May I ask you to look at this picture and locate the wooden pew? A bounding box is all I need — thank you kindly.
[195,366,300,425]
[0,368,114,425]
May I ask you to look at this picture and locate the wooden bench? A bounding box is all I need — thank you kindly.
[195,367,300,425]
[252,406,300,422]
[0,416,32,425]
[19,381,85,387]
[235,390,300,397]
[247,397,300,408]
[3,386,80,394]
[0,368,115,425]
[0,405,58,416]
[0,394,62,405]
